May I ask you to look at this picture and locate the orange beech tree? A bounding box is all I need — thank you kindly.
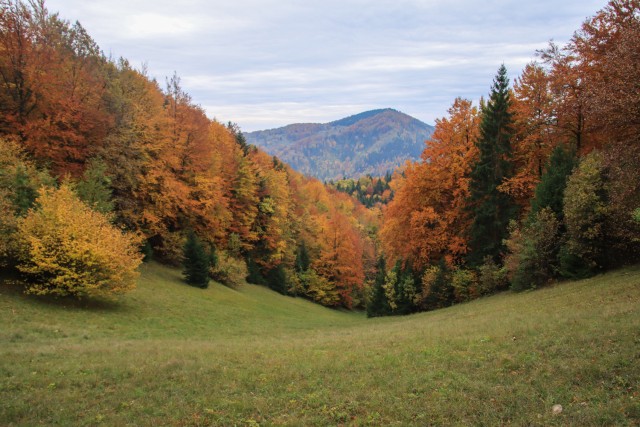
[381,98,479,269]
[501,63,557,209]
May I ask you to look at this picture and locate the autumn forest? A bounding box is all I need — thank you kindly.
[1,0,639,318]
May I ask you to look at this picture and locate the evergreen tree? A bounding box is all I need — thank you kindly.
[227,122,249,155]
[393,260,419,315]
[295,242,310,273]
[12,165,37,216]
[467,65,519,266]
[182,232,211,288]
[530,144,576,220]
[246,255,266,285]
[367,256,389,317]
[266,264,288,295]
[76,158,114,214]
[422,259,454,310]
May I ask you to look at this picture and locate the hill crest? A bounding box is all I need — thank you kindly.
[245,109,434,181]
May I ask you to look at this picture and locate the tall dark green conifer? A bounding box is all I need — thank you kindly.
[366,256,389,317]
[295,242,310,273]
[182,232,211,288]
[467,65,519,267]
[530,144,577,220]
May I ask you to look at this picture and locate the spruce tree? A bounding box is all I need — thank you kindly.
[467,65,519,267]
[366,256,389,317]
[266,264,288,295]
[530,144,577,220]
[295,242,310,273]
[182,232,211,288]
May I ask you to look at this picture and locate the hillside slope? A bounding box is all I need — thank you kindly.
[1,264,639,425]
[245,109,434,181]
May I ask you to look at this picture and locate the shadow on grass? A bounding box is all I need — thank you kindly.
[0,271,132,313]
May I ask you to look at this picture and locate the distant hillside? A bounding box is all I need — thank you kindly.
[245,109,434,181]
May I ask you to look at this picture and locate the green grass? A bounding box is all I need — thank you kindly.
[1,263,639,426]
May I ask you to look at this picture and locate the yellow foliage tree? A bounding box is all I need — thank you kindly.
[17,185,143,297]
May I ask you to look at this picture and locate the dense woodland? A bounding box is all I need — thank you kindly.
[373,0,640,316]
[328,173,393,208]
[0,0,639,316]
[0,0,376,308]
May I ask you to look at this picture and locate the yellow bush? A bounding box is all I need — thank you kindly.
[17,185,143,297]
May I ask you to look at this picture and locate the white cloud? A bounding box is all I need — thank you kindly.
[45,0,606,131]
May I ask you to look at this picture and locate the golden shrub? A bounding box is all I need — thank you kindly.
[17,185,143,297]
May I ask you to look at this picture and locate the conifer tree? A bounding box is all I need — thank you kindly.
[266,264,288,295]
[295,242,310,273]
[530,144,576,220]
[367,256,389,317]
[467,65,519,266]
[11,165,37,216]
[182,232,210,288]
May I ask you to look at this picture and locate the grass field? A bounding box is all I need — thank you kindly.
[1,262,639,426]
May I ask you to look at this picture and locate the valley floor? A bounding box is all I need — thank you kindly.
[1,263,639,425]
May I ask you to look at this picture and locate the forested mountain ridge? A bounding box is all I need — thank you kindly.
[245,109,434,181]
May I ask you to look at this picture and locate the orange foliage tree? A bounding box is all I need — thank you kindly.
[0,0,376,307]
[500,63,557,208]
[381,98,479,269]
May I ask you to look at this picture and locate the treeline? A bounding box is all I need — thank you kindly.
[0,0,376,307]
[328,173,393,208]
[371,0,640,317]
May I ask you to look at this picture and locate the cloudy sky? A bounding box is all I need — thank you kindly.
[47,0,604,131]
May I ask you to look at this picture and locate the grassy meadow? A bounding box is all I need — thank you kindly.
[1,262,639,426]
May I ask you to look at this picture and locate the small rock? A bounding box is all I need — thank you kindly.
[552,404,563,415]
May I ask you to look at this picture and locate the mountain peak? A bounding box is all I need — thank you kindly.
[330,108,400,127]
[245,109,434,181]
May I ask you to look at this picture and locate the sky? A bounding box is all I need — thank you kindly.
[46,0,605,132]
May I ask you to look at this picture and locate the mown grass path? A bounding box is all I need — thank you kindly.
[2,263,639,425]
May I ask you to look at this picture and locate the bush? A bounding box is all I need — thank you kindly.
[0,189,19,266]
[451,268,478,302]
[419,261,453,310]
[561,152,609,277]
[476,257,508,295]
[0,138,54,266]
[505,208,561,291]
[210,251,248,288]
[152,231,185,266]
[16,185,142,297]
[300,269,340,307]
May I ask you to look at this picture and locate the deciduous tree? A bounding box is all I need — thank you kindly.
[16,184,142,297]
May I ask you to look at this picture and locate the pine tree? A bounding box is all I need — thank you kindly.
[182,232,211,288]
[467,65,519,267]
[295,242,310,273]
[266,264,288,295]
[367,256,389,317]
[530,144,576,220]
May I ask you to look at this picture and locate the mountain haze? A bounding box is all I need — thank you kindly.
[245,109,434,181]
